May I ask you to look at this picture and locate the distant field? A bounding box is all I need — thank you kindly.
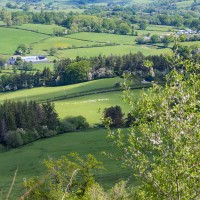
[66,27,172,45]
[58,44,171,59]
[0,128,137,199]
[146,25,176,32]
[136,29,172,36]
[168,41,200,49]
[0,23,185,63]
[0,25,173,59]
[12,24,64,35]
[0,75,144,125]
[180,41,200,47]
[67,32,137,44]
[0,27,48,55]
[0,77,123,102]
[33,37,98,51]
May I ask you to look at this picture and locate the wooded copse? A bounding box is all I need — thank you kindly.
[0,101,90,149]
[0,101,59,148]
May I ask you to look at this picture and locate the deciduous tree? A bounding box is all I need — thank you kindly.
[104,56,200,199]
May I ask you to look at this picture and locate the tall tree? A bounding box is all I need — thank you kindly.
[64,60,91,84]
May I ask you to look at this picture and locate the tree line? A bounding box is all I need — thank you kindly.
[0,101,59,148]
[1,3,200,36]
[0,52,168,91]
[1,47,200,92]
[0,100,89,149]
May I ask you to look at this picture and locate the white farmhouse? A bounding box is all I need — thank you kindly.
[8,55,49,65]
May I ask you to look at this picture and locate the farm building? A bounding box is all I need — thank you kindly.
[8,55,49,65]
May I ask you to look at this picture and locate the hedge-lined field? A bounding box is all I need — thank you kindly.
[33,37,98,51]
[0,24,173,59]
[0,77,123,102]
[12,23,63,35]
[58,44,171,59]
[0,27,47,55]
[66,32,137,44]
[54,89,141,125]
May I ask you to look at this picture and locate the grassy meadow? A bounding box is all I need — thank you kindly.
[66,26,173,44]
[12,24,63,35]
[0,78,123,102]
[0,128,137,199]
[0,79,141,199]
[0,27,48,55]
[67,32,137,44]
[57,44,171,59]
[54,90,140,125]
[180,41,200,47]
[33,37,98,51]
[0,75,140,198]
[0,76,144,125]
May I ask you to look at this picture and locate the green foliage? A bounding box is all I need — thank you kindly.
[116,23,130,35]
[0,128,132,199]
[139,20,148,30]
[60,116,89,132]
[2,9,12,26]
[22,153,103,199]
[83,180,132,200]
[5,130,23,148]
[106,56,200,199]
[49,47,58,56]
[135,36,146,44]
[162,35,174,47]
[104,106,124,127]
[64,60,91,84]
[0,101,60,148]
[15,44,27,56]
[150,34,159,44]
[60,119,76,132]
[22,152,135,200]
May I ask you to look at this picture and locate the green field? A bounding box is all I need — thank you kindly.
[54,90,140,125]
[13,24,64,35]
[0,27,48,55]
[0,77,123,102]
[180,41,200,47]
[33,37,98,51]
[67,32,137,44]
[0,75,144,125]
[0,128,137,199]
[167,40,200,49]
[0,80,141,199]
[58,44,171,59]
[0,24,173,59]
[66,27,172,45]
[146,25,176,32]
